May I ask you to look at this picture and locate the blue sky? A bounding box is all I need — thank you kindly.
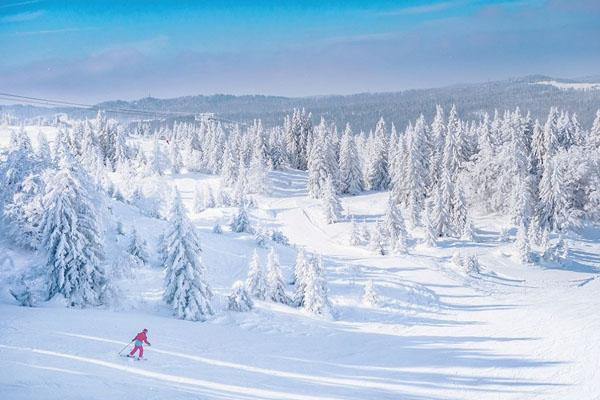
[1,0,599,102]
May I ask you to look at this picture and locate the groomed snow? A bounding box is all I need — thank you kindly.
[1,126,600,399]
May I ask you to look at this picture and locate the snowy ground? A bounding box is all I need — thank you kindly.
[1,126,600,399]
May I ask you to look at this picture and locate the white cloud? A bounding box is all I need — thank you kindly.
[0,10,44,23]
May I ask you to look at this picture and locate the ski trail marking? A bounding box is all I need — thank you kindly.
[0,344,343,400]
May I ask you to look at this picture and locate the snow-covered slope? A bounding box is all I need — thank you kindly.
[1,127,600,400]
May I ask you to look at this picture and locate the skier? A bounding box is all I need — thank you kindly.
[128,328,151,359]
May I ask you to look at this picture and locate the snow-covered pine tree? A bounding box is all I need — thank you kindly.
[169,140,183,174]
[365,117,390,190]
[588,109,600,150]
[127,228,149,264]
[150,135,164,175]
[404,115,429,226]
[230,206,251,233]
[423,199,438,247]
[429,105,446,187]
[36,131,52,165]
[246,249,267,300]
[204,185,216,208]
[362,280,378,306]
[193,185,204,213]
[383,194,407,241]
[321,175,343,224]
[265,247,290,304]
[39,154,107,307]
[515,221,532,263]
[292,249,309,305]
[227,280,254,312]
[307,128,329,198]
[369,222,387,255]
[349,219,361,245]
[221,142,238,186]
[451,182,468,237]
[303,255,332,316]
[212,223,223,234]
[430,170,453,237]
[338,124,364,195]
[163,188,213,321]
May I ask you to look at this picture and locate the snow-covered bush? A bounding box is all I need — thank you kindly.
[362,280,379,306]
[270,229,289,246]
[212,223,223,234]
[227,281,254,312]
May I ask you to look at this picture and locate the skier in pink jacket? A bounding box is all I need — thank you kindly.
[129,328,151,359]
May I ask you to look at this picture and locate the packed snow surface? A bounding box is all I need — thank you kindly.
[1,126,600,400]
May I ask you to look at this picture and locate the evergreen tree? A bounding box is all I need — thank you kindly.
[163,189,213,321]
[230,206,251,233]
[246,249,267,300]
[365,118,390,190]
[302,255,331,316]
[349,219,361,246]
[369,222,387,255]
[338,124,364,195]
[221,142,238,186]
[515,221,532,263]
[383,195,407,241]
[193,185,204,213]
[321,175,343,224]
[265,247,290,304]
[39,155,107,307]
[588,109,600,150]
[404,115,429,225]
[423,199,438,247]
[227,280,254,312]
[292,249,309,305]
[127,228,149,264]
[362,280,378,306]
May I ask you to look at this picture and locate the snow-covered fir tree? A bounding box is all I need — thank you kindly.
[349,219,362,245]
[365,117,390,191]
[265,247,290,304]
[127,228,149,264]
[292,249,309,305]
[338,124,364,195]
[246,249,267,300]
[369,222,387,255]
[230,206,251,233]
[163,188,213,321]
[39,154,107,307]
[302,255,332,316]
[321,175,343,224]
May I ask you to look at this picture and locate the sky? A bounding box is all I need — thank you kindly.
[0,0,599,103]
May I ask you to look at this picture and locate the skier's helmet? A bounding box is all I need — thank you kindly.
[143,328,148,332]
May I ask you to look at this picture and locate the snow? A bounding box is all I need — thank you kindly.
[534,80,600,91]
[2,125,600,399]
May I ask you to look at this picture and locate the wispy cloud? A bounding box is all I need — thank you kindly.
[12,27,85,36]
[1,10,45,23]
[0,0,40,9]
[380,1,454,16]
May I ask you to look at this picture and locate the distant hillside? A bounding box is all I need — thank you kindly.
[2,75,600,131]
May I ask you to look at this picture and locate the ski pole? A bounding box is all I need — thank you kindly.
[118,340,133,355]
